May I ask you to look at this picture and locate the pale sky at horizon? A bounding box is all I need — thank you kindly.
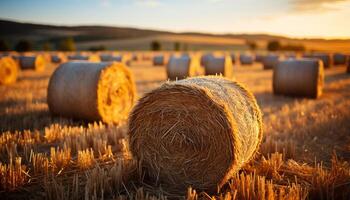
[0,0,349,39]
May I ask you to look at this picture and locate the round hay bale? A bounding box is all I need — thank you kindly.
[153,55,165,66]
[68,54,100,62]
[0,56,18,85]
[333,53,346,65]
[166,55,201,80]
[128,76,263,193]
[19,55,45,71]
[100,54,124,62]
[303,53,331,68]
[239,54,254,65]
[273,59,324,98]
[254,54,264,62]
[262,54,280,70]
[51,53,66,63]
[200,53,213,67]
[205,56,233,77]
[285,53,296,59]
[47,61,136,124]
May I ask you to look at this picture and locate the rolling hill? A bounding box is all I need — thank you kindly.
[1,19,350,52]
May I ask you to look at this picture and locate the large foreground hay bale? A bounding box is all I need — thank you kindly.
[19,55,45,71]
[239,54,254,65]
[205,56,233,77]
[273,59,324,98]
[333,53,346,65]
[47,61,136,124]
[128,76,263,193]
[166,55,201,80]
[262,54,280,70]
[0,56,18,85]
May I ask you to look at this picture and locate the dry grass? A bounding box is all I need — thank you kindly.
[0,53,349,199]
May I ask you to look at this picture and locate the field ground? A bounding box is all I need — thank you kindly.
[1,59,350,199]
[76,34,350,53]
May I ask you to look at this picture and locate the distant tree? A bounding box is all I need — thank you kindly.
[15,40,32,52]
[58,37,76,51]
[246,40,257,51]
[0,39,10,51]
[280,43,305,52]
[174,42,180,51]
[150,40,161,51]
[42,42,53,51]
[88,45,106,51]
[267,40,281,51]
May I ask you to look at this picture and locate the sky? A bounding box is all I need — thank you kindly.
[0,0,350,39]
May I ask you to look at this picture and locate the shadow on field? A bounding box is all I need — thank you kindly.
[325,71,350,84]
[18,74,50,82]
[0,99,28,109]
[0,110,92,133]
[255,91,296,110]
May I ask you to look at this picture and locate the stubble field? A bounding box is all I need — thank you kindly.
[1,56,350,199]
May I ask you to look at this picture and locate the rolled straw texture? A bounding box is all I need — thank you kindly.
[204,56,233,78]
[19,55,45,71]
[128,76,263,193]
[47,61,136,124]
[273,59,324,98]
[0,56,18,85]
[166,56,201,80]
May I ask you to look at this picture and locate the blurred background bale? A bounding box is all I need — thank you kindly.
[200,53,213,67]
[153,54,166,66]
[166,55,201,80]
[18,55,45,71]
[273,59,324,98]
[254,53,264,63]
[239,53,254,65]
[303,53,331,68]
[204,55,233,77]
[284,52,297,59]
[333,53,346,65]
[47,61,136,124]
[0,56,18,85]
[51,53,66,64]
[68,54,100,62]
[262,54,280,70]
[128,76,263,193]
